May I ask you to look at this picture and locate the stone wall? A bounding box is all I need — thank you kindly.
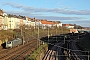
[36,45,48,60]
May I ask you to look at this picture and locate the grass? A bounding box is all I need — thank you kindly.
[25,43,48,60]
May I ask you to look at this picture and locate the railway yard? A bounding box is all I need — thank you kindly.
[41,32,90,60]
[0,2,90,60]
[0,31,90,60]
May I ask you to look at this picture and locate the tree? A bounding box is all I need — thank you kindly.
[73,24,84,29]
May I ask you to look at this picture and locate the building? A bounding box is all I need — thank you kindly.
[25,17,37,29]
[40,20,54,29]
[0,9,63,30]
[62,24,74,28]
[40,20,62,29]
[0,9,4,30]
[53,21,62,28]
[69,29,78,33]
[26,17,35,26]
[3,13,8,30]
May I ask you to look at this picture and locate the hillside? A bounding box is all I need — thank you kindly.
[0,27,69,46]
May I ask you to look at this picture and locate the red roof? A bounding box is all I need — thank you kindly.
[62,24,74,26]
[62,24,70,26]
[40,20,54,24]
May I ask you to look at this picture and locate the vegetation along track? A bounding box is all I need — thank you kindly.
[0,39,37,60]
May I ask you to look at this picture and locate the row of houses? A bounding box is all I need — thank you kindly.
[0,9,75,30]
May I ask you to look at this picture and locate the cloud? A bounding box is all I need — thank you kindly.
[34,16,83,20]
[3,2,88,22]
[5,10,42,17]
[3,2,90,15]
[1,2,90,27]
[5,10,84,21]
[70,20,90,27]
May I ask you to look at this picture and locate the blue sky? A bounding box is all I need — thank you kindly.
[0,0,90,27]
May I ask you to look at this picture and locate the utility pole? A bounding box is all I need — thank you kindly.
[21,26,24,45]
[56,26,57,35]
[38,25,39,47]
[56,27,57,42]
[38,23,40,48]
[62,26,63,34]
[88,51,89,60]
[48,26,49,43]
[64,36,66,44]
[21,26,22,36]
[64,36,65,44]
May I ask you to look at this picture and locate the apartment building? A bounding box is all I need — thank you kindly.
[62,24,74,28]
[0,9,4,30]
[0,10,63,30]
[40,20,62,29]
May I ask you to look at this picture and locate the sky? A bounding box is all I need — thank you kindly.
[0,0,90,27]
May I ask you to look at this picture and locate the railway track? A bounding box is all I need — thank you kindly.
[0,39,37,60]
[7,41,37,60]
[69,41,88,60]
[42,33,89,60]
[43,49,57,60]
[43,41,65,60]
[65,33,88,60]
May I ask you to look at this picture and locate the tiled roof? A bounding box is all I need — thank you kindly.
[62,24,74,26]
[62,24,70,26]
[40,20,54,24]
